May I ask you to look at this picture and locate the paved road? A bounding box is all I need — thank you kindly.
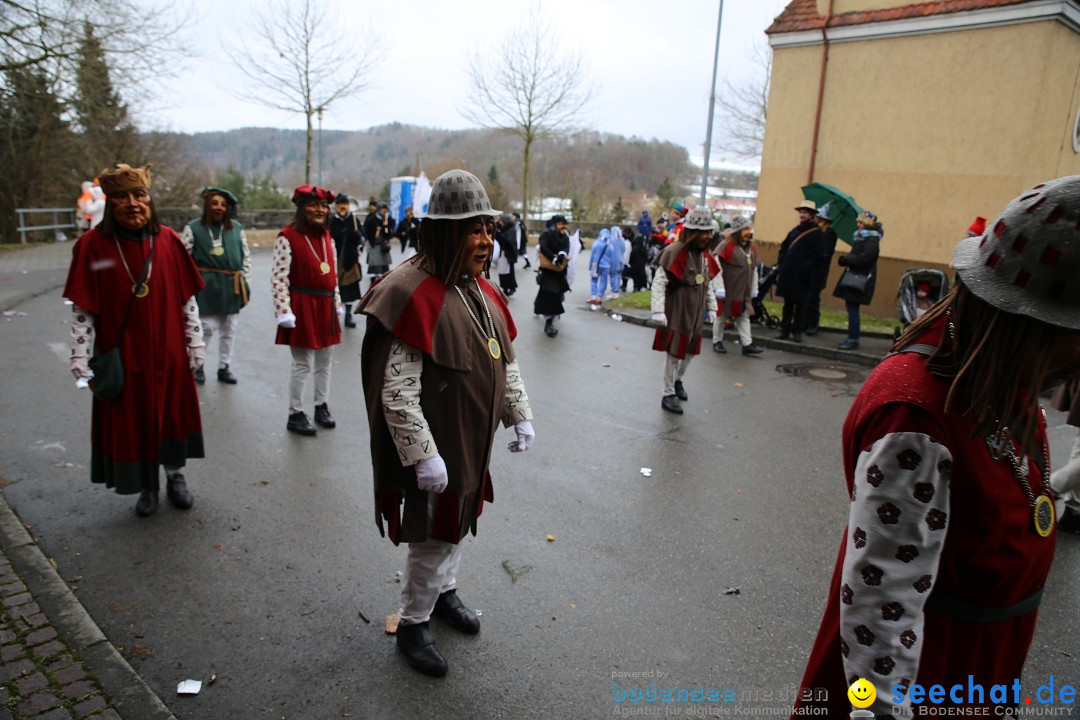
[0,251,1078,719]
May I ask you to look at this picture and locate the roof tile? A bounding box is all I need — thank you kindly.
[766,0,1038,35]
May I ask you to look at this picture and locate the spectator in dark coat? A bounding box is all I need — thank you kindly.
[806,202,840,335]
[775,200,823,343]
[833,212,881,350]
[394,205,421,258]
[626,233,649,292]
[513,213,530,268]
[329,193,364,328]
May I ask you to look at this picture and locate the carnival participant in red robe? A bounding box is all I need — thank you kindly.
[65,163,206,518]
[792,176,1080,718]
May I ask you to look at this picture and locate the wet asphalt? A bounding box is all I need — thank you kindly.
[0,252,1078,719]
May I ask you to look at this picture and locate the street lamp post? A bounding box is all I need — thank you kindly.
[700,0,725,206]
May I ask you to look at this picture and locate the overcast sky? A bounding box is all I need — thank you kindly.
[153,0,788,166]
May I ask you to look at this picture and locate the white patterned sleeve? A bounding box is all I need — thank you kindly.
[381,339,437,466]
[271,234,292,317]
[240,227,252,282]
[840,431,952,717]
[180,224,195,253]
[501,360,533,427]
[70,305,95,359]
[182,297,205,349]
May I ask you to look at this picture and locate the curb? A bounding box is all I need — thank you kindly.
[596,307,885,369]
[0,280,66,313]
[0,496,177,720]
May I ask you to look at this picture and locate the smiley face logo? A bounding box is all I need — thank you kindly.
[847,678,876,708]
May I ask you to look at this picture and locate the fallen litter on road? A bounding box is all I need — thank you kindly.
[640,467,652,477]
[501,560,533,584]
[177,679,202,695]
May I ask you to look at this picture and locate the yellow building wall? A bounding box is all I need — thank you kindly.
[756,19,1080,318]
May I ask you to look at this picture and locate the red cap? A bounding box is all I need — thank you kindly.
[291,185,335,205]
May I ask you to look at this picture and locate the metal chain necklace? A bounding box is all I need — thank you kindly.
[686,249,705,287]
[986,426,1055,537]
[454,279,502,360]
[113,235,153,298]
[304,232,330,274]
[209,222,225,256]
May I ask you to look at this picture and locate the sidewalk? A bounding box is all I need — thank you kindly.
[595,304,893,368]
[0,243,175,719]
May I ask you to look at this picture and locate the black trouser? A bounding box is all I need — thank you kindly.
[781,299,808,334]
[805,290,823,330]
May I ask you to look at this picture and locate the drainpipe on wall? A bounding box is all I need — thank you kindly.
[807,0,835,184]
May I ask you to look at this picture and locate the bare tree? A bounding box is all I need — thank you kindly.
[225,0,381,184]
[714,40,772,161]
[1,0,190,79]
[464,7,592,220]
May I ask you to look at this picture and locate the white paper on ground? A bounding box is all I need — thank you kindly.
[177,680,202,695]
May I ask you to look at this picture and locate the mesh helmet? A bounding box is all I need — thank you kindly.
[952,175,1080,330]
[424,169,500,220]
[684,206,713,230]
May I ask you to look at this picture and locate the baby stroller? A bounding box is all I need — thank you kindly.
[894,268,950,340]
[751,262,781,329]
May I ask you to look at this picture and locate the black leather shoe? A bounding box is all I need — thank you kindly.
[804,326,819,336]
[791,332,803,343]
[776,330,791,340]
[544,321,558,338]
[217,366,238,384]
[742,344,764,355]
[166,473,194,510]
[661,394,683,414]
[396,622,448,677]
[134,490,159,517]
[837,339,860,350]
[193,366,205,385]
[344,311,357,328]
[674,380,688,401]
[713,341,727,354]
[432,590,480,634]
[287,412,317,436]
[314,403,336,429]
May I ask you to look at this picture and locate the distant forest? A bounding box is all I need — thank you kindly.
[158,123,697,220]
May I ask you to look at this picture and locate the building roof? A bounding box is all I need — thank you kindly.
[766,0,1038,35]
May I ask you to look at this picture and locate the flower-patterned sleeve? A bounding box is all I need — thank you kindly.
[271,234,292,317]
[180,224,195,253]
[240,227,252,282]
[182,297,205,349]
[501,360,533,428]
[381,338,437,467]
[840,408,952,717]
[70,305,95,359]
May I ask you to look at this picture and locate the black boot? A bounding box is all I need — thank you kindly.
[193,365,205,385]
[544,319,558,338]
[674,380,688,402]
[314,403,336,429]
[776,329,791,340]
[217,365,238,384]
[432,590,480,634]
[166,472,194,510]
[661,394,683,414]
[396,622,448,677]
[134,490,159,517]
[344,308,357,328]
[287,411,317,436]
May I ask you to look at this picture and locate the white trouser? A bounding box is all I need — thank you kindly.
[289,346,332,414]
[201,314,240,369]
[1051,430,1080,514]
[714,313,752,347]
[399,495,465,625]
[663,354,693,396]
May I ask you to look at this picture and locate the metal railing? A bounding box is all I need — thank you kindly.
[15,208,77,244]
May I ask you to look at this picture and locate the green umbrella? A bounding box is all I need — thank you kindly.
[801,182,866,245]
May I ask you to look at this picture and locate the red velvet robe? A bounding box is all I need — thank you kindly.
[793,319,1055,717]
[64,228,205,494]
[274,226,341,349]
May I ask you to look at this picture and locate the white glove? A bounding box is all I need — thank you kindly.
[508,420,535,453]
[188,345,206,372]
[71,356,90,380]
[277,313,297,329]
[337,305,345,326]
[415,455,448,494]
[715,286,726,300]
[704,311,715,325]
[651,312,668,326]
